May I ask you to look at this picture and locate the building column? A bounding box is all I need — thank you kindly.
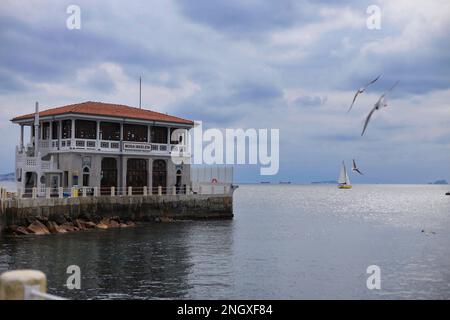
[148,125,151,143]
[34,102,40,156]
[20,125,24,150]
[71,119,75,143]
[121,156,127,192]
[165,158,172,190]
[96,121,100,149]
[58,120,62,150]
[118,156,122,190]
[120,122,124,152]
[167,127,171,148]
[148,158,153,191]
[49,121,53,141]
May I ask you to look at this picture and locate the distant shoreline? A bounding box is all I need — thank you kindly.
[235,182,449,186]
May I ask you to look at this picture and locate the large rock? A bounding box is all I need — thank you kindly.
[74,219,85,230]
[8,225,29,235]
[53,215,68,225]
[36,216,49,224]
[119,221,135,227]
[46,221,58,233]
[98,217,120,228]
[109,220,120,228]
[81,221,97,229]
[27,220,50,235]
[60,223,77,232]
[46,221,67,234]
[96,223,108,229]
[111,216,121,223]
[159,216,173,223]
[16,226,30,235]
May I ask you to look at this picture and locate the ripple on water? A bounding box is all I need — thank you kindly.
[1,184,449,299]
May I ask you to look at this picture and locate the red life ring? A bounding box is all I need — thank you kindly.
[211,178,218,184]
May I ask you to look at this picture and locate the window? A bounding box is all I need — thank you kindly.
[75,120,96,139]
[62,120,72,139]
[82,167,90,187]
[63,171,69,188]
[73,175,79,186]
[52,121,59,140]
[42,122,50,140]
[100,122,120,141]
[126,159,148,191]
[123,124,148,142]
[170,128,184,144]
[151,126,168,144]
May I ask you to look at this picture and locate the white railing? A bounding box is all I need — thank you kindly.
[60,139,72,149]
[191,183,233,195]
[39,140,50,149]
[38,140,59,153]
[74,139,96,150]
[99,140,120,151]
[17,140,189,155]
[171,145,187,153]
[15,183,232,199]
[26,158,36,167]
[16,153,55,172]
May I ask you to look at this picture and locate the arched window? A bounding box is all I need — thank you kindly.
[82,166,90,187]
[175,169,182,193]
[152,160,167,192]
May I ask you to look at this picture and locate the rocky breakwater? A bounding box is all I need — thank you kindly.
[6,216,136,236]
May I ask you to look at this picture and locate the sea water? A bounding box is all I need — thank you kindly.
[0,184,449,299]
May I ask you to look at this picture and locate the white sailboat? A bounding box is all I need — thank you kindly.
[338,161,352,189]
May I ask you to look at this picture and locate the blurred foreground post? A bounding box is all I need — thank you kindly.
[0,270,46,300]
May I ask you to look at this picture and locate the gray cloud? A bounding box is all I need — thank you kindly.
[174,0,303,37]
[294,95,327,108]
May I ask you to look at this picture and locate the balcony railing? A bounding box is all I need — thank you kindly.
[16,152,55,172]
[15,184,233,199]
[35,139,188,155]
[100,140,120,151]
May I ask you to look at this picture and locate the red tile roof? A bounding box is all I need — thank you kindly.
[11,101,194,125]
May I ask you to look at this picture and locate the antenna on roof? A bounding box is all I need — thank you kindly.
[139,76,142,109]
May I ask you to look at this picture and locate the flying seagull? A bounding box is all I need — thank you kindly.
[347,75,381,112]
[361,81,399,136]
[352,159,363,175]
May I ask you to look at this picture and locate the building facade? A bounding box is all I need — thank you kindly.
[11,101,193,196]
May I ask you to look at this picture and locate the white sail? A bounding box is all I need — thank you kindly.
[345,165,350,185]
[338,161,347,184]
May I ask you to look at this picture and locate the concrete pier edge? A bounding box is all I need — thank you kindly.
[0,194,233,234]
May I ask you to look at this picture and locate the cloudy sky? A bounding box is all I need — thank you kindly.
[1,0,449,183]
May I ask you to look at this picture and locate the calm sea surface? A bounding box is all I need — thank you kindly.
[1,184,449,299]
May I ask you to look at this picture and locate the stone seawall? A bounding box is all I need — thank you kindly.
[0,194,233,234]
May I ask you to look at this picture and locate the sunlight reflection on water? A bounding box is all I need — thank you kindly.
[1,184,449,299]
